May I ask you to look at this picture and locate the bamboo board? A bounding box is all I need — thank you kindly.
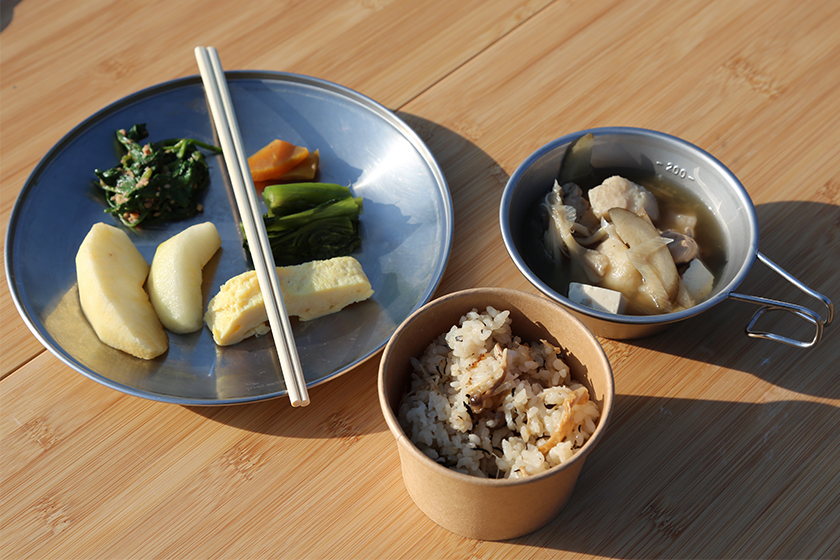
[1,0,838,558]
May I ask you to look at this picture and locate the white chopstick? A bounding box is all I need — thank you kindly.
[194,46,309,407]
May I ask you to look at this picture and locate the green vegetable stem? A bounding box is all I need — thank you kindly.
[245,182,364,266]
[263,182,353,217]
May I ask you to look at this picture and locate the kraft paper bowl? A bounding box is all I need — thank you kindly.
[378,287,614,540]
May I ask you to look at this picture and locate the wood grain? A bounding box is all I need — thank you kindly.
[0,0,553,377]
[2,0,838,558]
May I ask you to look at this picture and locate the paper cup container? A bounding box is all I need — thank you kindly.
[378,288,614,540]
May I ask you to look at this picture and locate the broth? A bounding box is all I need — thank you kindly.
[520,168,727,315]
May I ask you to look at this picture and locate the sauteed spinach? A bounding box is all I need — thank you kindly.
[94,124,221,227]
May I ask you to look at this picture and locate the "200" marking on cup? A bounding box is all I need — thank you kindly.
[656,160,695,181]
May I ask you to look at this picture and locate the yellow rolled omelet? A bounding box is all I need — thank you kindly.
[205,256,374,346]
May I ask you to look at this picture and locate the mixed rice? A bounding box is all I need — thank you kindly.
[398,307,601,479]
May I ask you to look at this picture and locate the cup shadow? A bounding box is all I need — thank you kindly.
[510,394,840,559]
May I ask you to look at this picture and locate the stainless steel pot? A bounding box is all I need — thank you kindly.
[500,127,833,347]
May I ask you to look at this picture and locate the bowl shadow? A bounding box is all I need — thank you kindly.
[508,393,839,558]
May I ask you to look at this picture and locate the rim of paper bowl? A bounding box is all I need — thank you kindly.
[378,287,615,488]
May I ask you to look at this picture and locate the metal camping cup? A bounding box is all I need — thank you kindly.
[500,127,833,347]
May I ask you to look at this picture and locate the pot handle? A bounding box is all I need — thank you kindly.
[728,252,834,348]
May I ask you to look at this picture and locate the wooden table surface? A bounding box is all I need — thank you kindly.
[2,1,838,558]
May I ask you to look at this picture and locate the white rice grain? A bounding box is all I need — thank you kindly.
[398,307,600,479]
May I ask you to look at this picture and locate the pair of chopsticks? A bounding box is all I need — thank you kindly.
[194,46,309,407]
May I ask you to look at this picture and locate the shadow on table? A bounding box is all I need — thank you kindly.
[189,120,838,434]
[621,200,838,400]
[509,394,840,559]
[183,134,838,557]
[395,111,515,295]
[0,0,21,32]
[189,391,839,557]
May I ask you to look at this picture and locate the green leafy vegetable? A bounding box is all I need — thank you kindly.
[94,124,222,227]
[247,182,363,266]
[263,182,353,217]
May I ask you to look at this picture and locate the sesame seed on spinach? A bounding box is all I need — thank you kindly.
[94,124,221,228]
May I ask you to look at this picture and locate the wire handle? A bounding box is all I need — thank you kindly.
[729,252,834,349]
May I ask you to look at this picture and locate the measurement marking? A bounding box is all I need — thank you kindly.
[656,161,695,181]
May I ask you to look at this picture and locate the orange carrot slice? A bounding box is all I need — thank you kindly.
[279,149,319,183]
[247,139,310,183]
[253,149,320,192]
